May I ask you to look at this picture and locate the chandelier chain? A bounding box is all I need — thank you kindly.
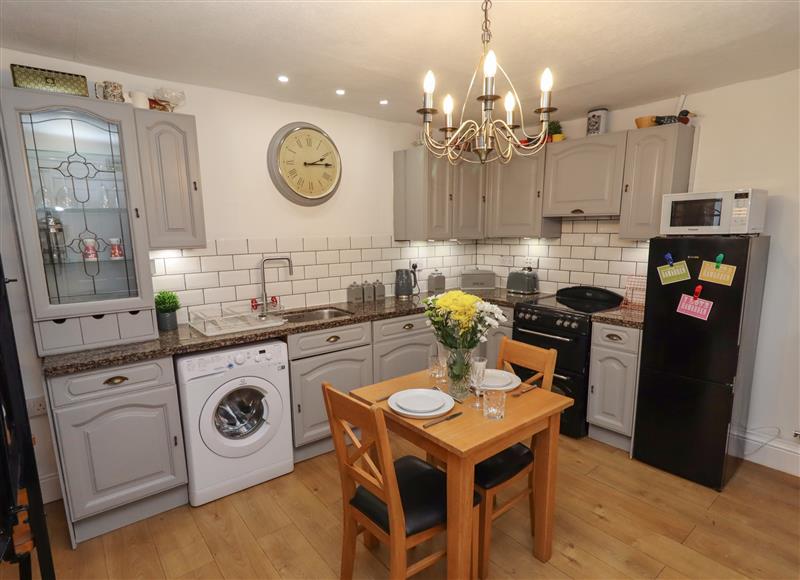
[481,0,492,46]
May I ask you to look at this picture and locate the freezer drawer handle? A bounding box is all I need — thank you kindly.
[605,333,623,341]
[516,328,573,342]
[103,375,128,386]
[553,372,569,381]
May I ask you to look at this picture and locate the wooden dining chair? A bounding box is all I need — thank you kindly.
[474,337,557,579]
[322,382,480,579]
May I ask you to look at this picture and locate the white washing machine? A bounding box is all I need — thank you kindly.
[176,341,293,506]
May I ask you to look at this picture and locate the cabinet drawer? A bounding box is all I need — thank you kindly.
[49,357,176,408]
[79,314,120,344]
[118,310,156,339]
[288,322,371,360]
[372,314,429,342]
[37,318,83,351]
[592,322,640,354]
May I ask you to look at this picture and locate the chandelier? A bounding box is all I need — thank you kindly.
[418,0,556,165]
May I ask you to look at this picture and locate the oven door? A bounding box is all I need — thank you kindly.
[512,326,589,374]
[510,364,588,438]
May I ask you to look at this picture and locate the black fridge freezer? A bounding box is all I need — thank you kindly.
[632,235,770,489]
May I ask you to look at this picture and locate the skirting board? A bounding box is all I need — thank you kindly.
[730,428,800,477]
[588,424,632,453]
[40,473,62,504]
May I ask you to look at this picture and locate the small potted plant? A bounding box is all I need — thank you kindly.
[154,290,180,331]
[548,120,565,142]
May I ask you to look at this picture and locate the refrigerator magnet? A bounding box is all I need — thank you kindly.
[698,260,736,286]
[676,293,713,321]
[657,260,691,285]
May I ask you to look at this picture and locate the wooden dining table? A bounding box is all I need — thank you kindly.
[350,369,574,579]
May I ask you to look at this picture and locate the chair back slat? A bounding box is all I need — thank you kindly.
[322,383,405,534]
[497,337,557,391]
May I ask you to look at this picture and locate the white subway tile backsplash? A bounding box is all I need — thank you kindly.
[560,233,584,246]
[549,246,571,258]
[277,237,304,252]
[292,279,317,294]
[280,294,306,309]
[304,264,329,279]
[290,251,317,266]
[609,261,637,275]
[329,263,351,276]
[609,234,638,248]
[151,259,166,276]
[584,233,610,247]
[340,249,362,262]
[401,247,419,259]
[571,246,595,259]
[570,271,595,285]
[328,236,351,250]
[595,247,622,261]
[362,248,382,261]
[278,266,305,281]
[351,235,373,249]
[219,270,250,287]
[371,235,392,248]
[233,254,263,270]
[622,248,649,262]
[150,249,182,259]
[217,239,248,255]
[237,283,263,301]
[264,281,292,296]
[584,260,609,273]
[185,272,219,290]
[560,258,583,271]
[597,220,620,233]
[182,241,217,257]
[247,238,277,253]
[303,236,328,251]
[153,275,186,292]
[382,248,401,260]
[593,273,620,288]
[573,220,598,233]
[164,257,201,274]
[201,255,234,272]
[176,289,204,307]
[318,277,341,291]
[203,286,236,304]
[316,250,340,264]
[372,260,391,273]
[306,291,331,307]
[352,262,372,275]
[330,289,348,303]
[548,270,570,283]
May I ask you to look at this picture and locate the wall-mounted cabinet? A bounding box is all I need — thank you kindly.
[394,147,485,241]
[135,109,206,249]
[1,88,207,355]
[543,132,628,217]
[618,124,694,239]
[485,154,560,238]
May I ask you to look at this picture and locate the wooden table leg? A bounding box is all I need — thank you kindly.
[446,453,474,579]
[532,413,560,562]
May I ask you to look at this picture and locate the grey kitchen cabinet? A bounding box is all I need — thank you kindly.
[53,383,187,520]
[393,147,484,240]
[485,154,560,238]
[373,331,437,382]
[618,124,694,239]
[135,109,206,249]
[588,322,641,436]
[543,132,628,217]
[290,344,373,446]
[483,324,512,370]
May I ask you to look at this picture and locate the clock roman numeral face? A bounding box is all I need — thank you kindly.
[278,128,341,199]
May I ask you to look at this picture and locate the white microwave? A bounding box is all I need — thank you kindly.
[660,189,767,235]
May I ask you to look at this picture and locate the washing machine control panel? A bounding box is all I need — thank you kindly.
[178,342,287,381]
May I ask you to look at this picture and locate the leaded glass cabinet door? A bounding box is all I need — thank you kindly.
[1,89,153,319]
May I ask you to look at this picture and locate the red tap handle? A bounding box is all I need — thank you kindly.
[250,298,258,311]
[693,284,703,300]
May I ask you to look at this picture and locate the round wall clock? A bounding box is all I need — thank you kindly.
[267,122,342,206]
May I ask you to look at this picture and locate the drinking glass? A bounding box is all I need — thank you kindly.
[429,355,447,386]
[483,389,506,420]
[469,356,488,409]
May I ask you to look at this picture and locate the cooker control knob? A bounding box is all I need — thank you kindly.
[518,311,524,319]
[265,352,273,360]
[531,315,538,321]
[234,354,245,365]
[524,313,531,319]
[556,319,563,326]
[570,322,579,329]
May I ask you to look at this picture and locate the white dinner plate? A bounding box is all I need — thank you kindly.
[481,370,522,392]
[388,389,455,419]
[393,389,445,413]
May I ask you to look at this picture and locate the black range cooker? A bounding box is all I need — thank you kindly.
[512,286,623,437]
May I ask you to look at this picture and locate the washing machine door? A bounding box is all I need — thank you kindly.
[199,376,284,458]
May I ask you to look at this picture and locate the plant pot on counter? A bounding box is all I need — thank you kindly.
[157,311,178,331]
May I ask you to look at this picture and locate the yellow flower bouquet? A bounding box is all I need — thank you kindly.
[423,290,507,398]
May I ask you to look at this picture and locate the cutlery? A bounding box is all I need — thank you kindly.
[513,385,538,397]
[423,412,463,429]
[432,385,462,404]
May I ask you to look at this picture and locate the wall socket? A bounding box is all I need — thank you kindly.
[26,396,47,418]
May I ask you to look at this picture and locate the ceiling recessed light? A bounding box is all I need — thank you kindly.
[379,99,389,105]
[335,89,346,96]
[277,75,289,83]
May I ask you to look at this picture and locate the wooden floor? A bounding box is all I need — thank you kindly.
[3,436,799,579]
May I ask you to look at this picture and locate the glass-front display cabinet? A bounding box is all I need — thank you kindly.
[2,89,155,353]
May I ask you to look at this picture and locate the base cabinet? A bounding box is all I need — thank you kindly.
[290,344,373,446]
[373,332,437,382]
[588,345,638,435]
[483,324,512,369]
[53,383,186,520]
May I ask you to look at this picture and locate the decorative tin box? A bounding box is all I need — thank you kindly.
[11,64,89,97]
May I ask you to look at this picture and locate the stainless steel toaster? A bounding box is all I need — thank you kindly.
[506,267,539,294]
[460,268,496,290]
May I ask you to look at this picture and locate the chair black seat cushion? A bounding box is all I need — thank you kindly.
[350,455,480,536]
[474,443,533,489]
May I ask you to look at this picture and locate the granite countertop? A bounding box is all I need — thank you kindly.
[591,306,645,330]
[41,289,530,377]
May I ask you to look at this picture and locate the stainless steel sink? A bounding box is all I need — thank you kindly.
[284,307,352,323]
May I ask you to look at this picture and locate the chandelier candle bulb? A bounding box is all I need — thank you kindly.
[504,91,515,125]
[443,94,454,128]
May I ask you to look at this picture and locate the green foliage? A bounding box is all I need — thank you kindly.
[154,290,180,313]
[548,120,563,135]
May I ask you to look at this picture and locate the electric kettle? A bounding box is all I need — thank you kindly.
[395,269,417,300]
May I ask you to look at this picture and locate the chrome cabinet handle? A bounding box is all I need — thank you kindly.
[605,333,623,341]
[103,375,128,386]
[570,209,584,215]
[402,323,415,330]
[326,335,341,343]
[553,373,569,381]
[516,328,573,342]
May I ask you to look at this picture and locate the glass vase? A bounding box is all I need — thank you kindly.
[446,347,473,401]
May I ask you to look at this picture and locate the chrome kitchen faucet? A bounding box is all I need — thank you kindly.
[253,256,293,319]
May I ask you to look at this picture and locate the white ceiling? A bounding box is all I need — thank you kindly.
[1,1,798,124]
